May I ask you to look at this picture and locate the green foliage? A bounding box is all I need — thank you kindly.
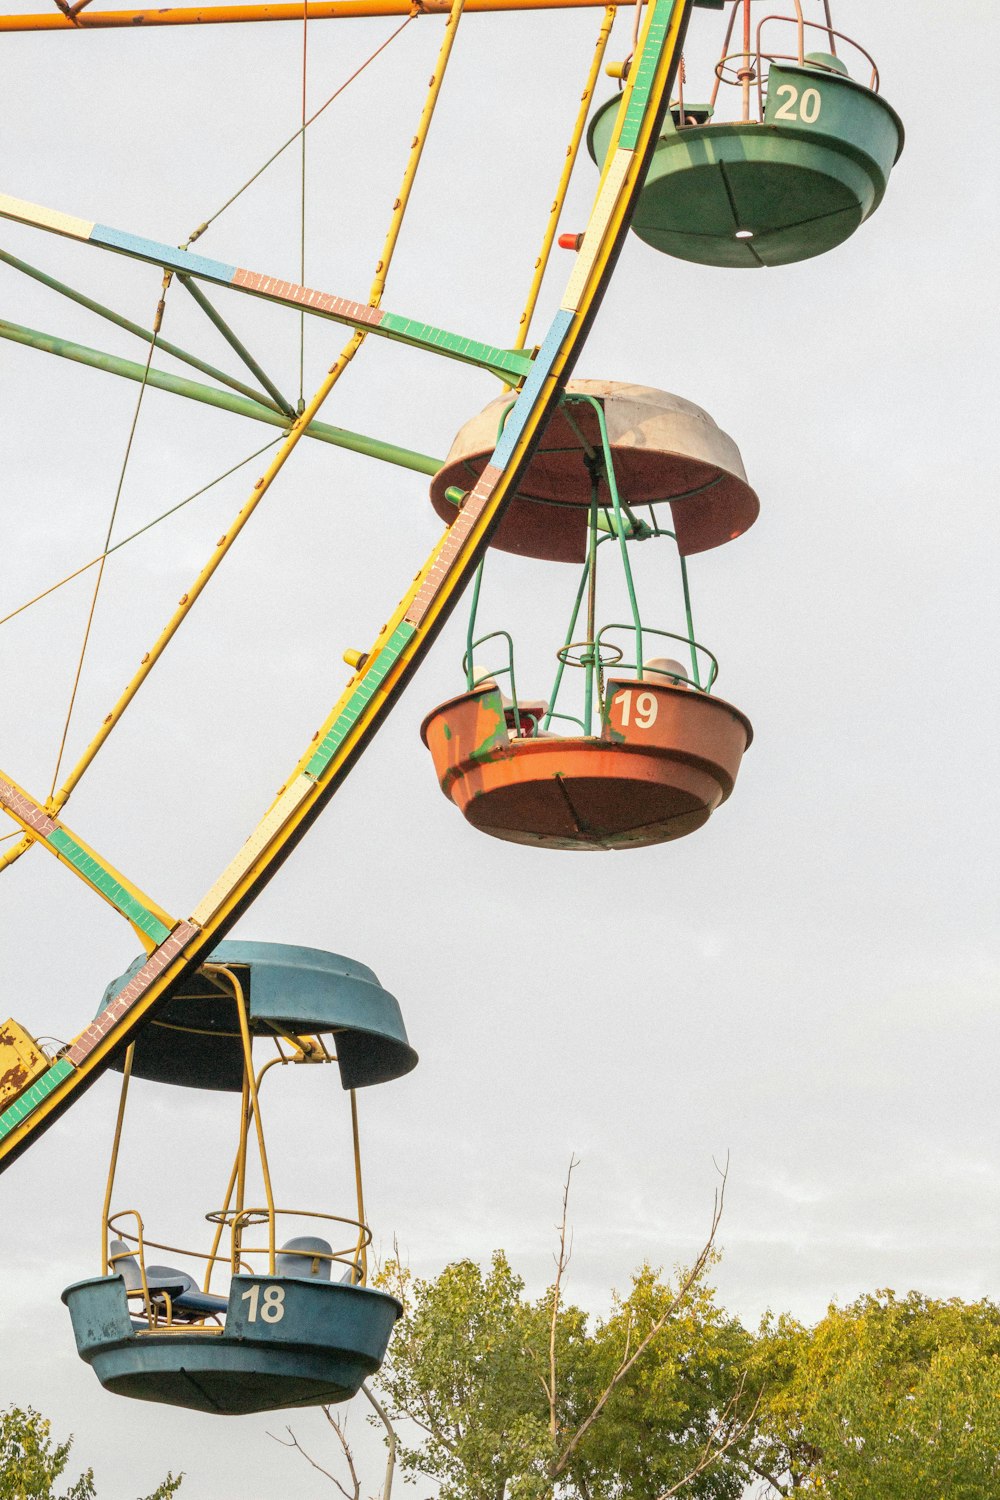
[0,1407,182,1500]
[560,1265,753,1500]
[378,1253,555,1500]
[135,1479,183,1500]
[0,1407,94,1500]
[375,1251,753,1500]
[373,1257,1000,1500]
[751,1289,1000,1496]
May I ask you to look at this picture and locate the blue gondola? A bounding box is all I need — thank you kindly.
[62,942,416,1415]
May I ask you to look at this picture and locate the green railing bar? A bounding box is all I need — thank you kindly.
[178,273,297,420]
[583,480,599,735]
[597,623,719,692]
[465,559,486,690]
[0,247,283,414]
[0,318,444,478]
[584,395,645,674]
[466,629,523,735]
[678,554,702,689]
[544,548,590,732]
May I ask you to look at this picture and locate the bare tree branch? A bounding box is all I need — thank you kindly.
[269,1420,360,1500]
[360,1380,398,1500]
[550,1161,729,1480]
[549,1154,579,1438]
[322,1408,363,1500]
[653,1374,760,1498]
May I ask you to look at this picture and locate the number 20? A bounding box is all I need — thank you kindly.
[615,689,658,731]
[773,84,822,124]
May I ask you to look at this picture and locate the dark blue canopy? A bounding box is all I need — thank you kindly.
[100,942,417,1092]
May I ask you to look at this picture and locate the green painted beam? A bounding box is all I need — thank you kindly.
[177,273,297,419]
[0,317,444,478]
[0,246,285,413]
[305,621,416,777]
[0,1059,74,1144]
[47,829,172,944]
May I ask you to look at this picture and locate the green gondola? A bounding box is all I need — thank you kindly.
[589,45,903,267]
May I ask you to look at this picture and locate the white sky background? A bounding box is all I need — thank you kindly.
[0,0,997,1494]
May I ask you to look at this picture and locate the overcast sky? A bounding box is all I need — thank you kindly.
[1,1,997,1495]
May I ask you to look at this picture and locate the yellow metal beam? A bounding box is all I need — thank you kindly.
[0,0,611,32]
[0,769,176,949]
[512,3,616,351]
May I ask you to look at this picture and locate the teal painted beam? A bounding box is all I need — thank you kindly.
[0,194,532,382]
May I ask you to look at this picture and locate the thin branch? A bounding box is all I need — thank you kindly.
[751,1460,792,1496]
[550,1162,729,1480]
[269,1423,359,1500]
[549,1154,579,1438]
[654,1375,760,1498]
[385,1393,458,1455]
[323,1408,363,1500]
[360,1381,398,1500]
[523,1338,553,1405]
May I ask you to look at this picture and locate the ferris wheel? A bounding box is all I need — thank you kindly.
[0,0,901,1416]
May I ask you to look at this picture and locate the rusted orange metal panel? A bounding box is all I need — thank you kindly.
[421,679,752,850]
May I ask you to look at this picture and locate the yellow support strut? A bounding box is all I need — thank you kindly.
[513,3,616,351]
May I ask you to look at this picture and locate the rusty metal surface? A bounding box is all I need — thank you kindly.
[421,679,751,849]
[430,379,758,562]
[0,1019,48,1108]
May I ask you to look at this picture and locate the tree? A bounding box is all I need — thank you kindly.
[749,1289,1000,1497]
[276,1173,1000,1500]
[281,1163,757,1500]
[0,1406,182,1500]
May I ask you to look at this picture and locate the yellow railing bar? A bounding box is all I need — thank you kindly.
[199,1049,318,1291]
[101,1043,134,1275]
[205,1076,248,1292]
[512,3,617,351]
[350,1089,367,1284]
[107,1209,155,1322]
[209,964,277,1274]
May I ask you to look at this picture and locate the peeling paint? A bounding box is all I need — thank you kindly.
[0,1018,48,1108]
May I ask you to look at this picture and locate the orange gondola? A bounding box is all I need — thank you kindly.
[422,383,756,850]
[421,675,752,851]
